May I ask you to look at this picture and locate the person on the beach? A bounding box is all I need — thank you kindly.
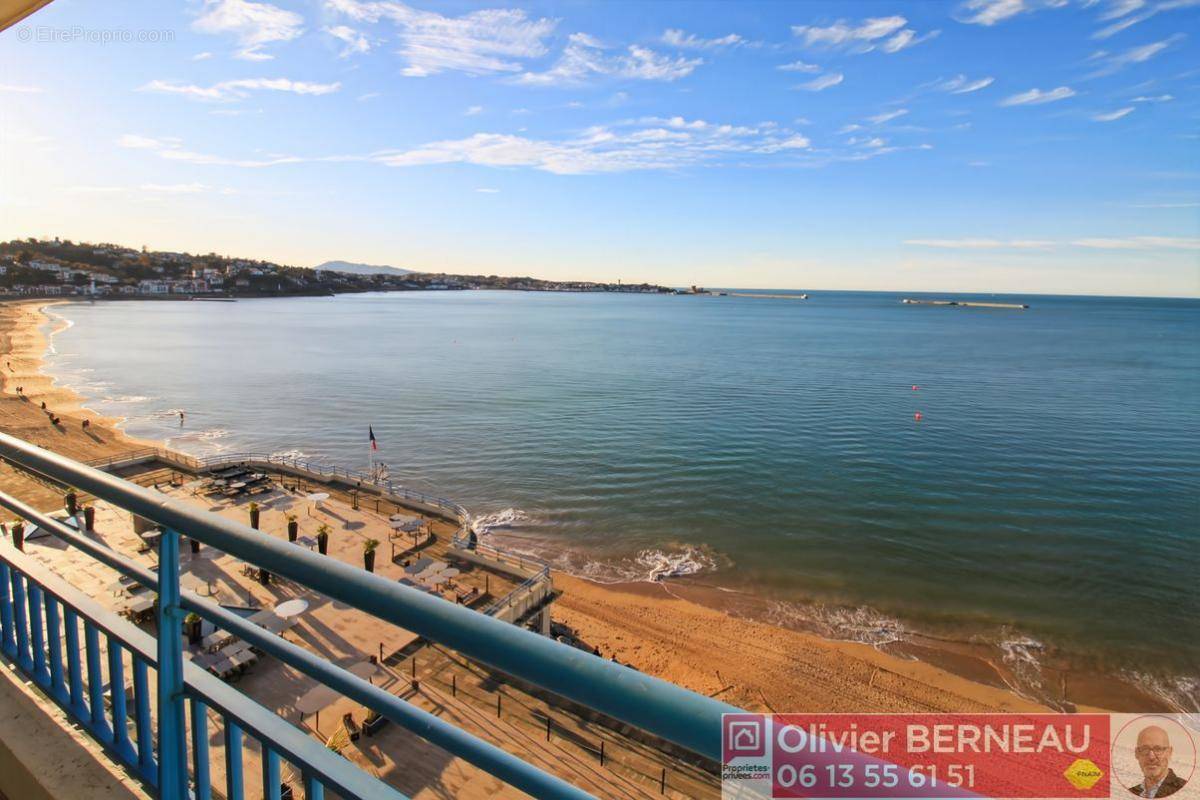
[180,410,185,426]
[1128,725,1187,798]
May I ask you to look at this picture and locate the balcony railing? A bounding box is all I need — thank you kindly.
[0,432,741,799]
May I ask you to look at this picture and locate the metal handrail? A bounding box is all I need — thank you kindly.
[2,432,739,762]
[0,496,593,800]
[0,540,403,800]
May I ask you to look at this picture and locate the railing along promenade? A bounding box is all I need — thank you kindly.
[0,432,740,799]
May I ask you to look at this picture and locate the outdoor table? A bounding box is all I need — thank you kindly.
[274,598,309,619]
[295,536,318,550]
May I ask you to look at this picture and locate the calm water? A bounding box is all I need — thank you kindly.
[45,291,1200,701]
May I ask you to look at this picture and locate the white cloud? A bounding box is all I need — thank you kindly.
[791,16,935,54]
[372,117,820,174]
[518,33,702,86]
[193,0,304,61]
[324,25,370,56]
[1092,106,1135,121]
[1131,93,1173,101]
[192,52,214,61]
[777,60,821,73]
[999,86,1076,106]
[938,74,995,93]
[326,0,556,77]
[475,188,500,193]
[662,28,745,49]
[798,73,844,91]
[140,78,341,101]
[465,105,484,116]
[868,108,908,124]
[0,84,43,93]
[1088,35,1181,76]
[954,0,1068,26]
[880,29,940,53]
[116,115,943,177]
[793,16,906,45]
[358,92,380,102]
[1098,0,1147,20]
[1092,0,1200,39]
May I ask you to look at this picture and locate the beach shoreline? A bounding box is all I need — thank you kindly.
[2,298,1180,716]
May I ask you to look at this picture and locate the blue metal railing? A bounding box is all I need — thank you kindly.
[0,432,739,799]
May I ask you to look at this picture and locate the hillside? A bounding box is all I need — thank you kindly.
[314,260,412,276]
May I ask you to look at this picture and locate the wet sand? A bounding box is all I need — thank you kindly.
[0,299,1165,718]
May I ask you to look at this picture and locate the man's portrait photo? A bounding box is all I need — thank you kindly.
[1128,725,1189,798]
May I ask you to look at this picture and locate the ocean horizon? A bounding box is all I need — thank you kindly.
[41,290,1200,710]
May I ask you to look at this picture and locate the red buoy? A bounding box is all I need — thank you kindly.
[914,411,923,421]
[912,385,919,391]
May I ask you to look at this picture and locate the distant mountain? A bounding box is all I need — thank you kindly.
[313,260,412,276]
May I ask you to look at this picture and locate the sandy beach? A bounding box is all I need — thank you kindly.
[0,298,1141,721]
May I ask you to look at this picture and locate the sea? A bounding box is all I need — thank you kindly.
[41,290,1200,709]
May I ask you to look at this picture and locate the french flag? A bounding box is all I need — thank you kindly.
[369,426,378,451]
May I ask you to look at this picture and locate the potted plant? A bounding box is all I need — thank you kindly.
[189,537,201,554]
[258,565,271,586]
[11,521,24,552]
[184,612,202,645]
[248,502,260,530]
[286,513,298,542]
[64,490,78,516]
[316,524,330,555]
[82,505,95,531]
[363,539,379,573]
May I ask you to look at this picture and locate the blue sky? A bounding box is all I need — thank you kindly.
[1,0,1197,295]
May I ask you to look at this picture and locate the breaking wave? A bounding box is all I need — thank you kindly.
[552,544,723,584]
[1124,671,1200,713]
[996,632,1049,695]
[635,547,717,581]
[766,600,907,648]
[471,507,531,536]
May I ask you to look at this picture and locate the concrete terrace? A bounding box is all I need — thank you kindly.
[6,454,722,799]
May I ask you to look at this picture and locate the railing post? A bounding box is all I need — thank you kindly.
[0,561,14,657]
[156,528,189,799]
[27,583,48,683]
[107,636,135,762]
[64,608,86,717]
[10,568,30,670]
[225,722,245,800]
[43,593,65,698]
[190,698,212,800]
